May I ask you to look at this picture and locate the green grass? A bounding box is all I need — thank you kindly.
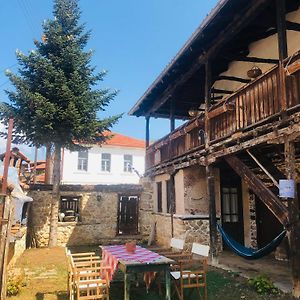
[9,247,294,300]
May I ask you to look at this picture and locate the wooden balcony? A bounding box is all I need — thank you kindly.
[146,53,300,172]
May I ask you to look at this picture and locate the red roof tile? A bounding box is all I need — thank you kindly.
[103,132,145,148]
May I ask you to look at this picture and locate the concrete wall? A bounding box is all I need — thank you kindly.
[213,7,300,97]
[28,184,142,247]
[62,145,145,185]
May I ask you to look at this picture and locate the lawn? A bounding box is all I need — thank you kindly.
[8,247,294,300]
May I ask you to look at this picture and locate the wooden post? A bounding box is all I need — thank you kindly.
[205,60,212,148]
[0,196,13,300]
[170,100,175,132]
[206,165,218,263]
[145,116,150,148]
[276,0,288,61]
[276,0,288,112]
[2,119,14,195]
[284,139,300,297]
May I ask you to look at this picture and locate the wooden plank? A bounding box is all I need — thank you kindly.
[224,155,289,226]
[276,0,288,61]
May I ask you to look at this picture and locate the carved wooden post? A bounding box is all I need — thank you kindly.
[284,139,300,297]
[205,60,212,148]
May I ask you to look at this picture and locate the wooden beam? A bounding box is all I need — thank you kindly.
[206,165,218,263]
[205,60,212,147]
[2,119,13,195]
[224,155,289,227]
[276,0,288,61]
[146,0,271,116]
[246,149,279,187]
[170,99,175,132]
[146,116,150,148]
[286,21,300,31]
[235,56,279,64]
[217,75,251,84]
[211,88,233,95]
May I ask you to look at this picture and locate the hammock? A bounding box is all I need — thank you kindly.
[217,223,286,260]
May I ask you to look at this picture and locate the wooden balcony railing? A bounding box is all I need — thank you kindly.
[145,117,205,170]
[146,52,300,171]
[208,59,300,142]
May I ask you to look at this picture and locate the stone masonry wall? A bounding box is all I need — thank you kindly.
[153,213,211,250]
[139,177,154,237]
[28,184,142,247]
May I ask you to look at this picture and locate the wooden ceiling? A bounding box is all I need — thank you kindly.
[129,0,300,120]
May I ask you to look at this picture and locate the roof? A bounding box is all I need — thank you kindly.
[129,0,300,118]
[103,132,145,149]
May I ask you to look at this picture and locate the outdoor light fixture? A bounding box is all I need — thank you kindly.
[188,107,200,117]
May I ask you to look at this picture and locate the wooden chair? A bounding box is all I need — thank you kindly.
[170,243,209,300]
[152,238,186,255]
[74,267,110,300]
[65,249,98,299]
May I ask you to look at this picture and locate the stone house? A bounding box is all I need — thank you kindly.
[129,0,300,296]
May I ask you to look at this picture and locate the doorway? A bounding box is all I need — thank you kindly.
[117,195,139,235]
[220,168,244,247]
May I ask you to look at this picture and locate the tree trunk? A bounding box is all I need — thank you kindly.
[48,143,61,248]
[45,143,53,184]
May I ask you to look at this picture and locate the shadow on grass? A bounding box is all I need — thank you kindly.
[35,291,68,300]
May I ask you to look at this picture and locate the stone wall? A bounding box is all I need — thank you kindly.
[28,184,143,247]
[153,213,211,250]
[138,177,154,237]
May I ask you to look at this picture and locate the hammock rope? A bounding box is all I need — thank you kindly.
[217,223,286,260]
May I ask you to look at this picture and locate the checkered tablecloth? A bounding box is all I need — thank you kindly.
[102,245,162,288]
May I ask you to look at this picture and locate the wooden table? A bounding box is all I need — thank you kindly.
[102,245,174,300]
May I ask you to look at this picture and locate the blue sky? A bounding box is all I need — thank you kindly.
[0,0,218,159]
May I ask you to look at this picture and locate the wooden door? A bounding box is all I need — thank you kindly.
[221,173,244,247]
[117,195,139,235]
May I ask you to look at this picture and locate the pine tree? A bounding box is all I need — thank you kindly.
[0,0,121,247]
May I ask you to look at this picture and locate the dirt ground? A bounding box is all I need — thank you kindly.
[7,246,295,300]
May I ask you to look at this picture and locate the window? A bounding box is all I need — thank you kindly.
[123,154,133,172]
[157,182,162,213]
[101,153,111,172]
[77,150,88,171]
[59,196,80,222]
[221,187,239,222]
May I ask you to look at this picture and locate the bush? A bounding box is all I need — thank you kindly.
[248,274,280,295]
[7,275,26,297]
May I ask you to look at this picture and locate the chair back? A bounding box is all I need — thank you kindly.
[191,243,209,257]
[170,238,185,250]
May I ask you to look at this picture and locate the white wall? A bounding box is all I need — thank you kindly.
[62,145,145,185]
[213,7,300,96]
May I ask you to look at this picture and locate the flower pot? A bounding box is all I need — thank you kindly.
[247,66,262,79]
[125,241,136,253]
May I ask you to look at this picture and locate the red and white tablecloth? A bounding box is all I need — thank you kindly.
[102,245,162,288]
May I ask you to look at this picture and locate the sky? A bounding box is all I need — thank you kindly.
[0,0,218,160]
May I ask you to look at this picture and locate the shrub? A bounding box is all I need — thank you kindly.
[248,274,280,295]
[6,275,26,297]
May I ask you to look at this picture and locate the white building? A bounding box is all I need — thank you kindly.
[61,133,145,185]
